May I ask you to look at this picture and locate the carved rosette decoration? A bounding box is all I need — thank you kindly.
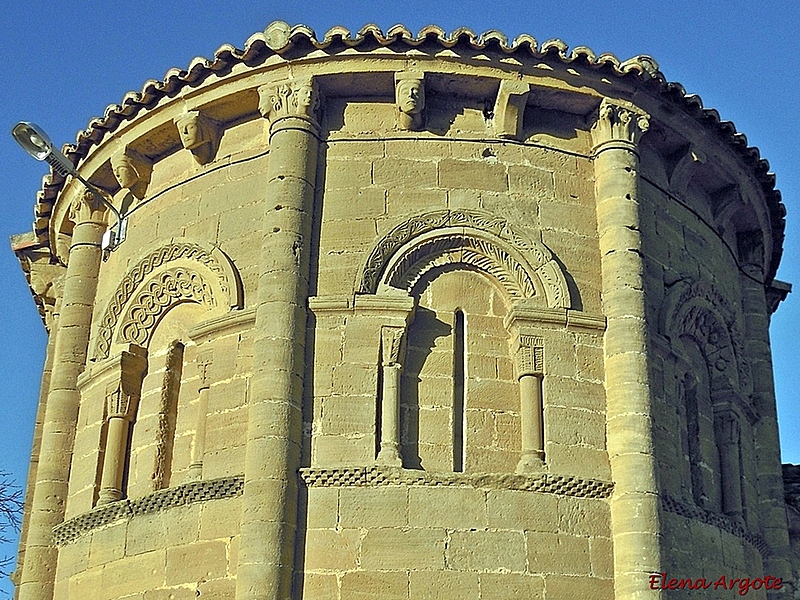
[174,110,220,165]
[110,147,152,200]
[591,97,650,150]
[257,77,320,125]
[359,209,571,309]
[93,240,243,360]
[395,72,425,131]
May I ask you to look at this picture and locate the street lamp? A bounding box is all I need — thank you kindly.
[12,121,127,251]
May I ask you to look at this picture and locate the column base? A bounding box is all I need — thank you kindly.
[97,488,122,505]
[186,463,203,482]
[376,443,402,467]
[515,451,545,473]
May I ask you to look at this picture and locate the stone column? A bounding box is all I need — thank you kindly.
[377,326,406,466]
[97,346,147,504]
[514,334,545,472]
[17,190,107,600]
[187,350,213,481]
[236,77,320,600]
[737,234,794,589]
[591,98,663,599]
[713,409,743,523]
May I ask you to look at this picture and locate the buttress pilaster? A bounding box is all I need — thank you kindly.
[591,98,663,599]
[18,189,107,600]
[237,77,320,600]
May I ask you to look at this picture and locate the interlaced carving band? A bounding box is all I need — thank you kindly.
[52,476,243,546]
[118,267,213,347]
[299,466,612,498]
[94,242,231,359]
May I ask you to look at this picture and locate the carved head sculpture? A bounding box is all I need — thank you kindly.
[258,78,319,124]
[294,80,319,117]
[395,73,425,131]
[111,148,151,200]
[396,78,425,115]
[174,110,219,164]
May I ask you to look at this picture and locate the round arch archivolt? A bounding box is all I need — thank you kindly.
[93,239,243,360]
[358,209,572,308]
[660,279,750,396]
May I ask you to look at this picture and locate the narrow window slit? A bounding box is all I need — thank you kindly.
[453,310,466,472]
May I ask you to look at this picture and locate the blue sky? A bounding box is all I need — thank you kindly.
[0,1,798,594]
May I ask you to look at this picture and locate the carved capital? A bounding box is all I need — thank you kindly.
[111,147,152,200]
[515,334,544,378]
[714,410,741,447]
[736,230,764,273]
[175,110,220,165]
[104,345,148,420]
[381,326,406,367]
[395,72,425,131]
[591,98,650,150]
[257,77,320,124]
[493,79,530,140]
[196,349,213,388]
[69,188,109,226]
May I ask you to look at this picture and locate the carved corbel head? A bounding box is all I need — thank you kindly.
[395,72,425,131]
[111,148,152,200]
[175,110,220,165]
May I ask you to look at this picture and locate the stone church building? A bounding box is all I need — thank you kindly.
[9,21,799,599]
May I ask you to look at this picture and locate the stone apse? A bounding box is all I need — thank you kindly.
[10,21,796,600]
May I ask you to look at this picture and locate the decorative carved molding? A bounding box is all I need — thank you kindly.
[395,72,425,131]
[94,240,241,360]
[661,493,768,556]
[110,147,152,200]
[493,79,530,139]
[299,466,613,499]
[591,98,650,150]
[387,233,537,298]
[52,476,244,546]
[257,77,319,123]
[152,341,183,491]
[117,267,214,348]
[661,280,751,396]
[359,210,571,308]
[175,110,220,165]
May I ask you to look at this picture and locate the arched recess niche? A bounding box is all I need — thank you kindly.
[352,210,573,473]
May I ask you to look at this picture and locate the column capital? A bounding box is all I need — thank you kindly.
[514,334,544,379]
[591,98,650,153]
[68,188,110,226]
[714,409,741,447]
[104,345,148,420]
[381,325,407,368]
[257,76,320,131]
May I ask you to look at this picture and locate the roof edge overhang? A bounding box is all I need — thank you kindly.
[24,21,786,283]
